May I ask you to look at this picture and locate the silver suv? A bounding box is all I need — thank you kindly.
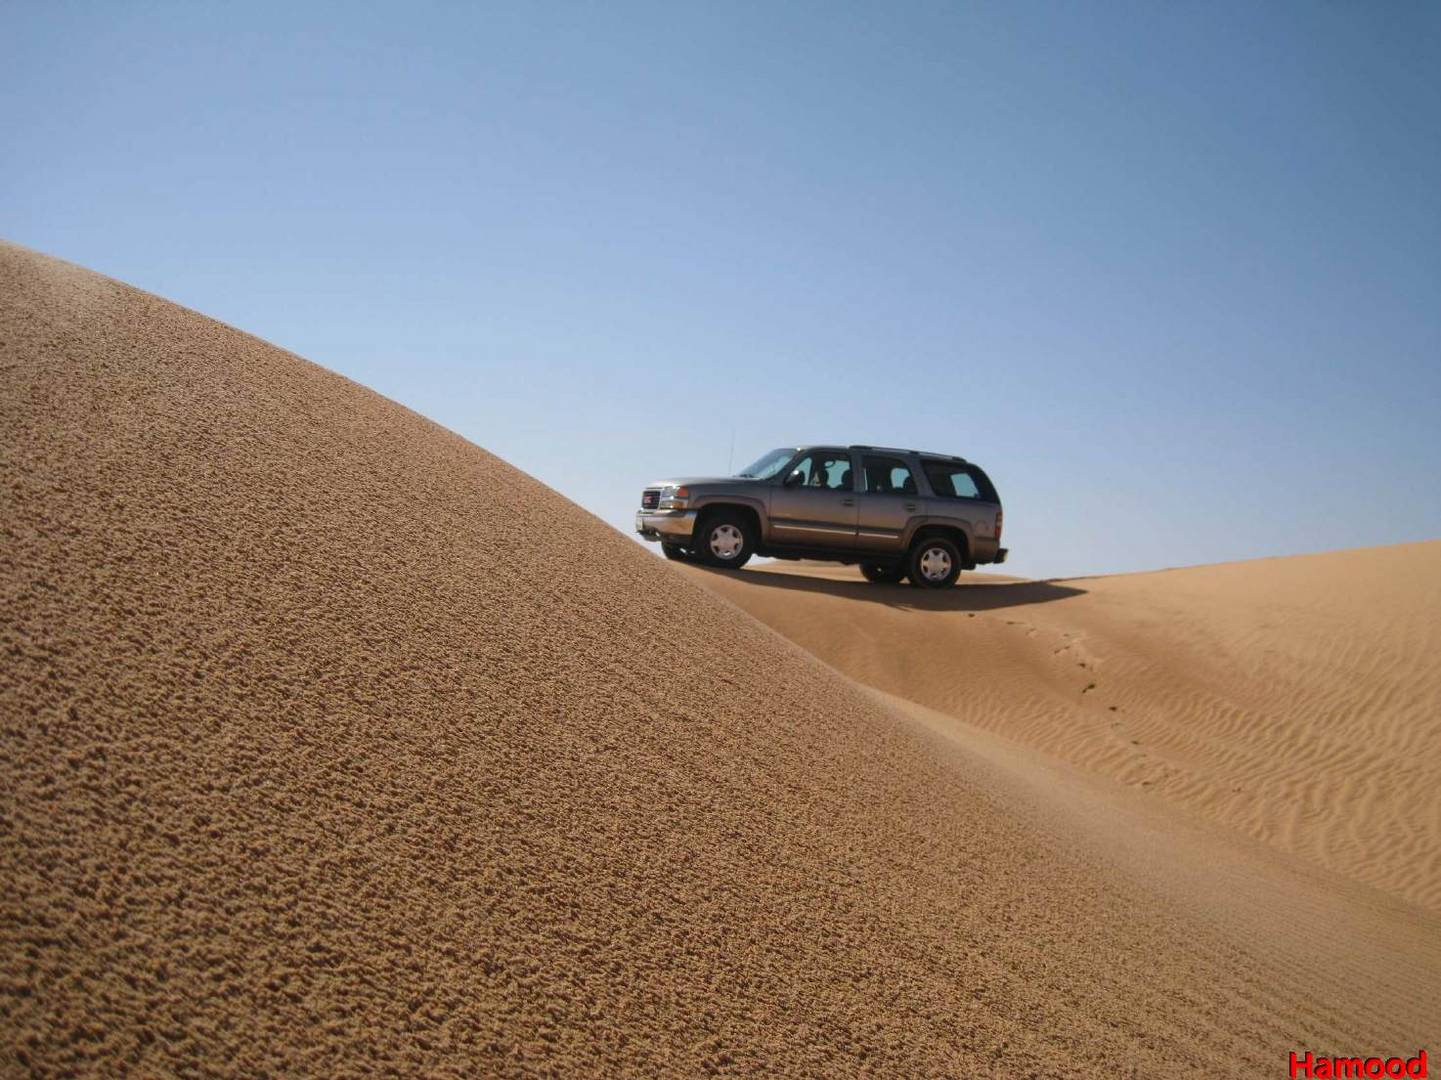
[635,445,1007,588]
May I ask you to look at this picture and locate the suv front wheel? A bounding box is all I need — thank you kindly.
[908,536,962,589]
[696,510,755,570]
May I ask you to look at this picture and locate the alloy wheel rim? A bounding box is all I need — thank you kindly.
[710,524,744,559]
[919,546,952,581]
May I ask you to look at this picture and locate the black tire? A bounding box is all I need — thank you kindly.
[860,561,905,584]
[695,510,755,569]
[661,542,690,561]
[907,535,962,589]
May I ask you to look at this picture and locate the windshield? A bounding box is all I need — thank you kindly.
[736,448,796,480]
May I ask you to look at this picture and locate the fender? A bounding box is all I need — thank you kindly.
[899,514,977,556]
[689,493,769,537]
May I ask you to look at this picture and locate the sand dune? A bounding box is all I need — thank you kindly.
[2,241,1437,1076]
[680,547,1441,913]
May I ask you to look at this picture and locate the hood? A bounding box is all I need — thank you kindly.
[644,476,764,489]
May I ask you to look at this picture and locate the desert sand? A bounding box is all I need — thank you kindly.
[679,546,1441,913]
[2,240,1437,1076]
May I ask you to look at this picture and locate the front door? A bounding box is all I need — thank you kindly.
[856,454,919,552]
[768,450,858,547]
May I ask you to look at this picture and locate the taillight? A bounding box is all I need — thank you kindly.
[995,510,1003,541]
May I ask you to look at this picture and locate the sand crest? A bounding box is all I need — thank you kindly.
[3,242,1437,1076]
[681,546,1441,913]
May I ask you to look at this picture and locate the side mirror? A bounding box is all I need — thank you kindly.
[783,469,805,488]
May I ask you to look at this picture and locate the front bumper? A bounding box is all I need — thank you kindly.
[635,509,698,542]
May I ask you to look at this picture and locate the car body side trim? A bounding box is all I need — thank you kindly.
[770,519,856,535]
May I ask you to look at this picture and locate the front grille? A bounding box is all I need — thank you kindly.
[641,488,660,510]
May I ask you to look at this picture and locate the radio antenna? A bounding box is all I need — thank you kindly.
[727,427,736,474]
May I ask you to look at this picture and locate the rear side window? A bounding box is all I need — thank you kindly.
[923,462,995,501]
[862,456,917,495]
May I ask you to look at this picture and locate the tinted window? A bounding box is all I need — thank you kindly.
[788,453,853,491]
[923,463,984,499]
[862,456,917,495]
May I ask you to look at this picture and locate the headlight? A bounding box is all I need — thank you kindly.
[659,485,690,509]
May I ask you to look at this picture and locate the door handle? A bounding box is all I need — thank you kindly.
[841,498,855,506]
[904,503,917,511]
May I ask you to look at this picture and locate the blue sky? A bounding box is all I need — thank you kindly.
[4,2,1438,578]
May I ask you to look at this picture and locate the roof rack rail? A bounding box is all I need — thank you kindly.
[850,443,968,462]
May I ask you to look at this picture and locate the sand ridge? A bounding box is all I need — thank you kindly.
[679,547,1441,912]
[2,242,1437,1075]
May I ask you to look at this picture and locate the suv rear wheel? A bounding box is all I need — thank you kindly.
[908,536,962,589]
[696,510,755,570]
[860,561,906,584]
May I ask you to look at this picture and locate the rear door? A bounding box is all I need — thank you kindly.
[767,449,858,547]
[856,454,920,552]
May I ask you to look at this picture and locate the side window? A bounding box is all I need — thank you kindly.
[788,453,853,491]
[862,456,916,495]
[923,463,982,499]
